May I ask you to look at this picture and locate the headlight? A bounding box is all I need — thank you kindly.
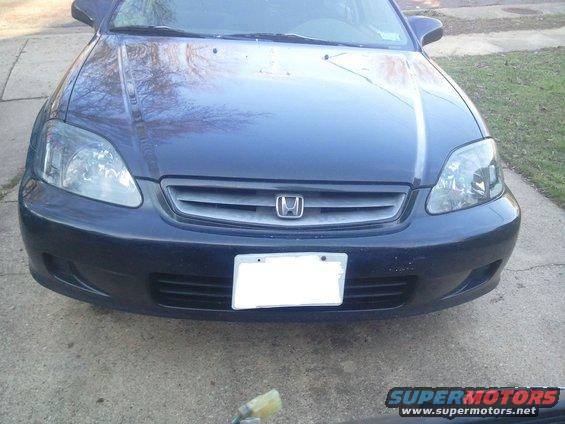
[427,139,504,214]
[36,120,142,207]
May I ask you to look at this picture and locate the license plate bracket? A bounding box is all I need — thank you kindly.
[232,252,348,310]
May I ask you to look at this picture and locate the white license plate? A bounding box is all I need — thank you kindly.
[232,253,348,310]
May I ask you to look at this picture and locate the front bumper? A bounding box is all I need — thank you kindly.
[19,178,520,321]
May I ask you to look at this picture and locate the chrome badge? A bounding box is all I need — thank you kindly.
[276,195,304,219]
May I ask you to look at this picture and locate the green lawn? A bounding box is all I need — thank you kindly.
[437,48,565,207]
[405,11,565,36]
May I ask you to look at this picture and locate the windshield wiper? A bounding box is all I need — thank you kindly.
[222,32,356,47]
[110,27,390,49]
[110,25,215,39]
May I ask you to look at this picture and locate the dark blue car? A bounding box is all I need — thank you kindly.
[19,0,520,321]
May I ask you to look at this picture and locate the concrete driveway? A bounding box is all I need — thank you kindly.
[0,1,563,423]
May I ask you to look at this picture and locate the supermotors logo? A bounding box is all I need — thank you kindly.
[386,387,560,419]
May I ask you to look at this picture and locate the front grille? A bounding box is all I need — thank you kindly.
[151,274,416,311]
[162,178,409,228]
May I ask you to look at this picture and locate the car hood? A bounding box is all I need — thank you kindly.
[67,35,483,186]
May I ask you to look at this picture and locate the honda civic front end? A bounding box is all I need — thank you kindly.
[19,0,520,321]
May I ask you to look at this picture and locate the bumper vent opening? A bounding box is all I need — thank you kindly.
[151,274,232,310]
[151,274,417,312]
[43,254,108,296]
[445,260,502,298]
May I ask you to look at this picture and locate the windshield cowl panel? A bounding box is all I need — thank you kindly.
[110,0,414,51]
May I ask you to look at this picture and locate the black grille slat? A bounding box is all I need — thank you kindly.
[345,291,406,299]
[158,289,231,299]
[152,274,416,312]
[162,178,409,228]
[159,281,232,290]
[347,282,408,290]
[159,296,231,309]
[342,297,405,304]
[157,276,230,286]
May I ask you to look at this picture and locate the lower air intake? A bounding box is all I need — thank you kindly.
[151,274,417,311]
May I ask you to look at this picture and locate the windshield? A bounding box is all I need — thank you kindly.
[110,0,413,50]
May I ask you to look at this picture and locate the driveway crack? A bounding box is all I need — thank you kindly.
[0,38,29,101]
[506,263,565,273]
[0,96,48,104]
[0,272,28,277]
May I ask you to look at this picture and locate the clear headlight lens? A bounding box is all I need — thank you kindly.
[427,139,504,214]
[36,120,142,207]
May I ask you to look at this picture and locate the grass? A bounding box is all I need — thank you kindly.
[0,171,22,201]
[437,48,565,207]
[404,11,565,36]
